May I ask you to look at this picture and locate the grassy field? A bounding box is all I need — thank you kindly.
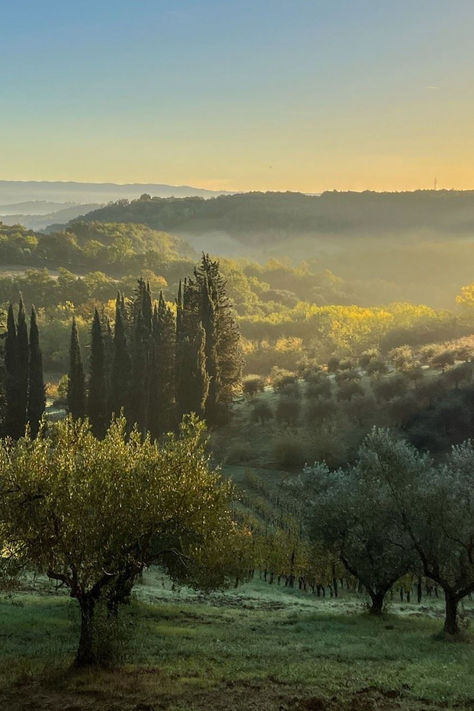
[0,571,472,710]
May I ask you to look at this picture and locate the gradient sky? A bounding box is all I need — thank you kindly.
[1,0,473,192]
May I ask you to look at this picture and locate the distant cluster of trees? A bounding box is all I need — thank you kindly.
[0,299,45,439]
[0,220,192,276]
[67,254,242,437]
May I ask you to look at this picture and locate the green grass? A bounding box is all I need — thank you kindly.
[0,572,472,710]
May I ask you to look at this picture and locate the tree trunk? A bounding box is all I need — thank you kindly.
[369,589,386,615]
[76,596,96,666]
[444,591,459,635]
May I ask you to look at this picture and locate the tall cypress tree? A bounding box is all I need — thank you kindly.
[102,314,114,424]
[195,253,242,424]
[175,279,209,420]
[109,294,131,419]
[189,324,210,418]
[87,309,107,438]
[67,317,86,420]
[200,271,220,424]
[148,293,176,438]
[129,280,152,432]
[17,297,29,436]
[27,307,45,438]
[5,304,21,438]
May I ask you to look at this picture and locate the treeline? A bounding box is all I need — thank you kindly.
[77,189,474,240]
[68,254,242,437]
[0,299,45,439]
[0,220,193,276]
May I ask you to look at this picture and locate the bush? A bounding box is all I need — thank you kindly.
[305,375,332,400]
[276,397,301,425]
[242,375,265,398]
[272,436,306,469]
[306,397,337,423]
[225,440,254,464]
[372,374,408,402]
[250,401,274,423]
[337,381,364,401]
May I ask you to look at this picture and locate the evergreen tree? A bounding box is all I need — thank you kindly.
[109,295,131,419]
[195,254,242,424]
[67,317,86,420]
[27,307,45,438]
[17,297,29,435]
[87,309,107,438]
[102,314,114,424]
[0,311,6,433]
[148,293,176,438]
[5,304,21,439]
[200,271,220,424]
[186,324,209,418]
[129,279,152,432]
[175,278,206,421]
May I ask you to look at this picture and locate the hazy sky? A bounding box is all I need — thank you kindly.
[1,0,473,192]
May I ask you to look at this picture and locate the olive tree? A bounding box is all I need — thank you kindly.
[305,429,419,614]
[0,415,245,665]
[381,438,474,635]
[362,431,474,635]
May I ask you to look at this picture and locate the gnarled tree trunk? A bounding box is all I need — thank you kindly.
[368,586,388,615]
[444,591,459,635]
[76,595,97,666]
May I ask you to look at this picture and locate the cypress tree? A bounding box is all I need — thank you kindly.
[27,307,45,438]
[102,314,114,423]
[148,293,176,438]
[195,253,242,424]
[175,278,209,420]
[17,297,29,435]
[189,324,210,418]
[5,304,21,438]
[109,294,131,419]
[200,271,220,425]
[87,309,107,438]
[129,280,152,432]
[67,317,86,420]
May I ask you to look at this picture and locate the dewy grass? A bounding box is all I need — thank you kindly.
[0,573,472,710]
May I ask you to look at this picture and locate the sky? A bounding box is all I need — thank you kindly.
[1,0,473,192]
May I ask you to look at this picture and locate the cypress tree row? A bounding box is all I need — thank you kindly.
[27,307,45,438]
[3,300,46,439]
[69,256,241,440]
[87,309,108,439]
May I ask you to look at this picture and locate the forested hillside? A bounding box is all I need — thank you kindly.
[75,190,474,237]
[64,191,474,307]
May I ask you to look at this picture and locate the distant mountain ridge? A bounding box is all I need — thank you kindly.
[0,180,231,205]
[0,180,231,231]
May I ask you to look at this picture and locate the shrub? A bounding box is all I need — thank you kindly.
[276,397,301,425]
[242,375,265,398]
[250,401,274,423]
[272,436,306,469]
[337,381,364,401]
